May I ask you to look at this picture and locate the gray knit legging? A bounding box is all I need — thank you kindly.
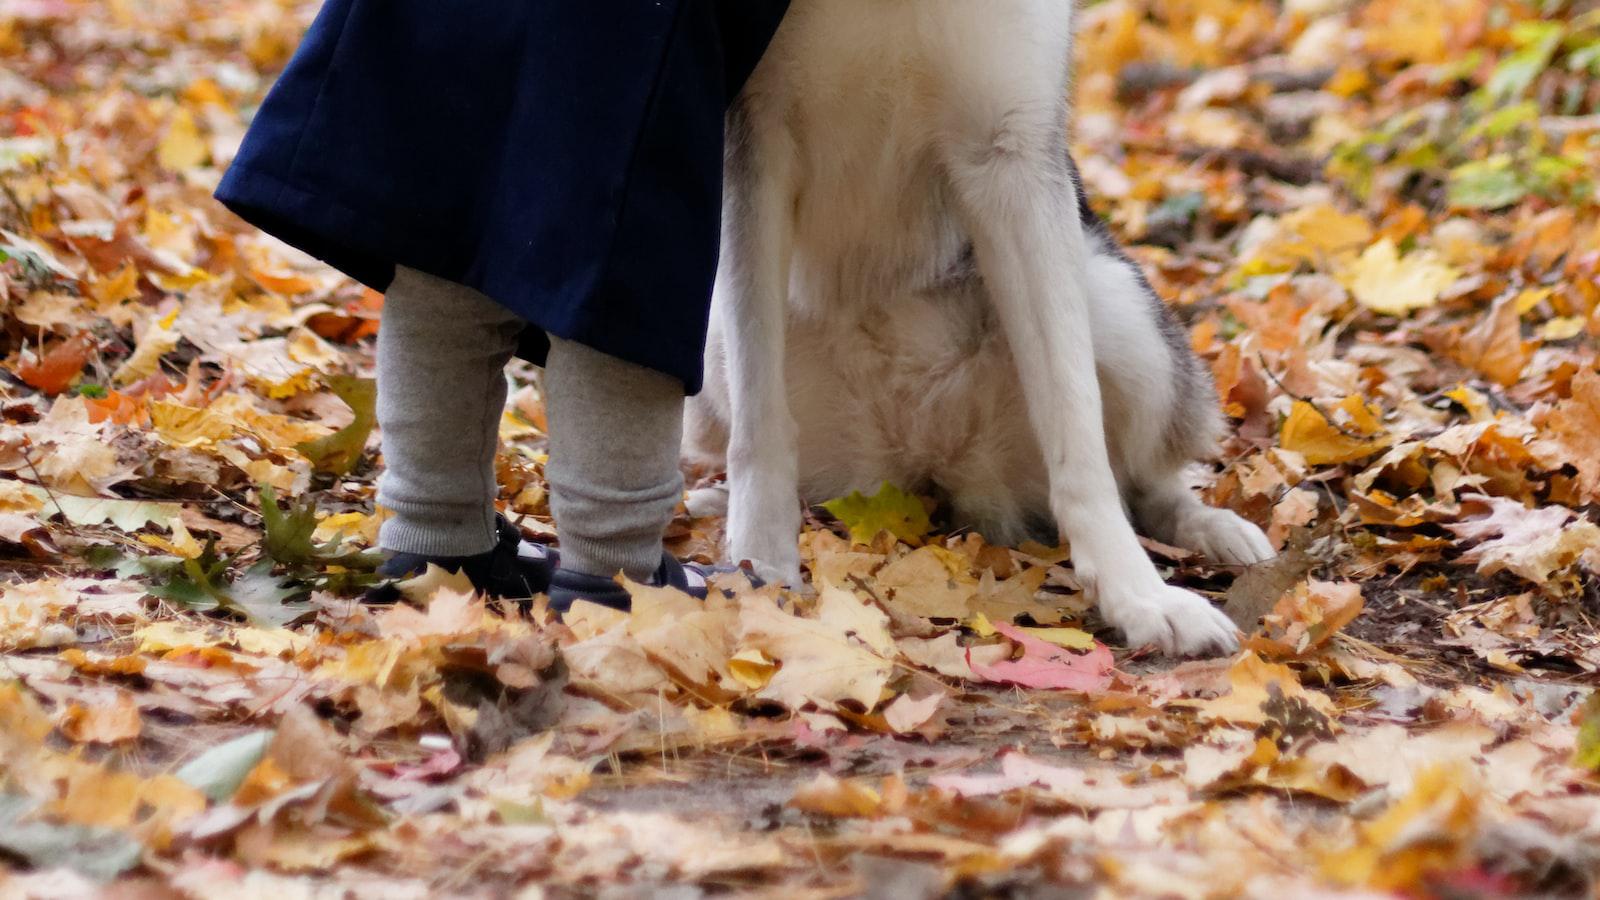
[375,266,684,580]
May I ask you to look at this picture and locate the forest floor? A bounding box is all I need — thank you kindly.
[1,0,1598,897]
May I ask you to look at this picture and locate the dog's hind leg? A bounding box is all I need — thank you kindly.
[1080,231,1274,566]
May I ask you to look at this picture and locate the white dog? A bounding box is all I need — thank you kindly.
[685,0,1274,656]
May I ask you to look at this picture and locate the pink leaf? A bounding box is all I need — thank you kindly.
[966,621,1114,693]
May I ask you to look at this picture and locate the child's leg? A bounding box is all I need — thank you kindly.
[543,336,685,581]
[376,266,523,555]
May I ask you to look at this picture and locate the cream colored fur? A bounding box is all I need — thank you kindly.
[685,0,1273,656]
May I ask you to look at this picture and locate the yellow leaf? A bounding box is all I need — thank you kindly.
[821,482,933,546]
[156,106,208,173]
[1540,315,1586,341]
[89,265,141,308]
[112,315,180,385]
[1342,239,1459,316]
[727,648,776,691]
[1195,651,1336,725]
[150,399,235,447]
[1320,765,1480,891]
[968,611,997,638]
[138,516,203,559]
[134,620,216,653]
[1280,397,1392,466]
[1019,625,1097,652]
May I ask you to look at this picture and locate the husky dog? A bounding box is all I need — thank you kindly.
[685,0,1274,655]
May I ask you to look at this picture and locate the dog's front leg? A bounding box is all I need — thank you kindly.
[942,114,1238,656]
[717,121,804,586]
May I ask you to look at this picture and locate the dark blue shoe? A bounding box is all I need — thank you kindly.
[365,515,558,603]
[548,554,757,614]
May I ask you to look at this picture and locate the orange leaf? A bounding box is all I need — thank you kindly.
[84,390,148,426]
[15,332,95,395]
[57,693,143,744]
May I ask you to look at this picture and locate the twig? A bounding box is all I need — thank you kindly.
[20,447,81,538]
[1256,352,1375,441]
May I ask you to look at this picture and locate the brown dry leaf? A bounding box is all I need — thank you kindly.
[1447,294,1536,387]
[625,577,738,693]
[1446,495,1600,584]
[737,592,893,713]
[1545,367,1600,504]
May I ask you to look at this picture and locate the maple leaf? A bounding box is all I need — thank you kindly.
[1245,580,1365,659]
[156,106,207,172]
[1445,495,1600,584]
[821,482,933,546]
[14,332,96,395]
[1280,396,1392,466]
[966,620,1114,693]
[294,375,376,476]
[56,693,143,745]
[1546,368,1600,504]
[1342,238,1460,316]
[1320,765,1482,892]
[737,591,894,713]
[260,486,380,571]
[1447,294,1535,387]
[1194,651,1336,725]
[788,773,883,818]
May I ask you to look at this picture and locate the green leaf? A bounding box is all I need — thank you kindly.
[0,794,143,881]
[821,482,933,547]
[174,730,275,802]
[1448,157,1529,210]
[222,560,308,628]
[294,376,376,476]
[1483,21,1564,101]
[144,549,229,613]
[259,486,381,571]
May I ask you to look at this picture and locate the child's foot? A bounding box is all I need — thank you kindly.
[365,515,558,603]
[548,554,756,613]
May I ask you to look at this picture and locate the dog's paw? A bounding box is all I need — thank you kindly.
[685,485,730,518]
[1099,583,1239,657]
[1173,506,1274,567]
[726,499,804,588]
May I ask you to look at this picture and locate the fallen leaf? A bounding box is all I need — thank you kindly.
[1343,238,1459,316]
[821,482,933,546]
[1280,396,1392,466]
[738,594,894,713]
[788,773,882,818]
[966,621,1114,693]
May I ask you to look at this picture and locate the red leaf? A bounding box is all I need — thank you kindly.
[966,621,1114,693]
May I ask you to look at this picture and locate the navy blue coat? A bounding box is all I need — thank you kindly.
[216,0,789,392]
